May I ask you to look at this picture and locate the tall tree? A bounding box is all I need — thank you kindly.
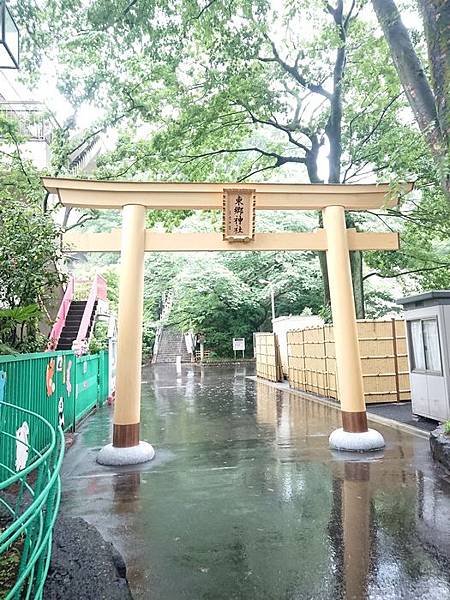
[371,0,449,197]
[17,0,418,316]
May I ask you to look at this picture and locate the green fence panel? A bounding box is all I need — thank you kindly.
[74,354,100,421]
[0,349,109,595]
[98,350,109,406]
[0,350,110,474]
[0,351,76,470]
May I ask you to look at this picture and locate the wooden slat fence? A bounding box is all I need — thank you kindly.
[254,333,283,382]
[287,319,410,404]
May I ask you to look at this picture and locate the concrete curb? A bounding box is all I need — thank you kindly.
[430,425,450,472]
[247,376,430,440]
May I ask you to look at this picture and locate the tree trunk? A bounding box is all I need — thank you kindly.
[307,0,366,319]
[345,214,365,318]
[371,0,449,198]
[306,144,332,310]
[350,249,365,319]
[418,0,450,194]
[318,216,331,310]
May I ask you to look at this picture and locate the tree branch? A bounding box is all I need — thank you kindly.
[259,36,332,100]
[363,264,450,281]
[64,213,99,232]
[179,146,306,166]
[241,105,310,152]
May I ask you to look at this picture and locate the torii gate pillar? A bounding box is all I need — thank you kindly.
[97,204,155,465]
[324,206,384,451]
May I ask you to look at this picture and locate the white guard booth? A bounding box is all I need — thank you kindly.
[398,291,450,421]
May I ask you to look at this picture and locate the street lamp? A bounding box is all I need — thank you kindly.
[0,1,19,69]
[259,279,276,329]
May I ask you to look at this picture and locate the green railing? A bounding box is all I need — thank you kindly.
[75,354,101,421]
[0,349,110,597]
[0,401,64,599]
[0,350,109,434]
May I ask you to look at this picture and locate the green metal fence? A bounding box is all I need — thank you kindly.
[0,349,109,597]
[0,401,64,599]
[0,350,109,434]
[98,351,109,408]
[75,354,98,421]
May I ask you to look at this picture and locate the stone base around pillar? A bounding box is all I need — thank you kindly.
[329,428,385,452]
[96,441,155,466]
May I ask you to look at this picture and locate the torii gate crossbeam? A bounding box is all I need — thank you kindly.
[43,177,412,464]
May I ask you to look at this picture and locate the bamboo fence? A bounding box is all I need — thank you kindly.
[254,333,283,382]
[286,319,410,404]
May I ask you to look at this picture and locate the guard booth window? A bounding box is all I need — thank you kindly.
[409,318,442,374]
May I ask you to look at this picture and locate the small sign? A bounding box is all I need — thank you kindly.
[223,189,255,242]
[233,338,245,351]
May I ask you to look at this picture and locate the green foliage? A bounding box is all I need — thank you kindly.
[103,269,120,312]
[0,198,61,312]
[10,0,449,329]
[443,421,450,435]
[143,253,186,322]
[142,323,156,360]
[0,119,63,352]
[0,343,19,356]
[169,257,264,356]
[0,523,23,598]
[89,321,108,354]
[15,0,420,186]
[0,305,41,336]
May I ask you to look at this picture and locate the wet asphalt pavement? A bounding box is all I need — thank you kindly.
[60,365,450,600]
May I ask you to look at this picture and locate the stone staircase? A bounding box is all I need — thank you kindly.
[153,326,191,364]
[56,300,98,350]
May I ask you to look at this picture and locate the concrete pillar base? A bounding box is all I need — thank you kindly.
[329,428,385,452]
[96,441,155,466]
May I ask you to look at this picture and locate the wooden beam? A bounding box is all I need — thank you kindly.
[347,230,399,251]
[42,177,413,210]
[63,229,399,252]
[64,229,122,252]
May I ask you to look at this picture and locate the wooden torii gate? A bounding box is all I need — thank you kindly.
[43,178,412,464]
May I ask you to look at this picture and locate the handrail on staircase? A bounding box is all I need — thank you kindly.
[76,274,107,343]
[151,291,174,363]
[47,275,74,351]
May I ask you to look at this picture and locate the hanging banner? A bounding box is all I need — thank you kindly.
[223,188,256,242]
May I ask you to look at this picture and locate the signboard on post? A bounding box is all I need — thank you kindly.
[233,337,245,358]
[223,189,255,242]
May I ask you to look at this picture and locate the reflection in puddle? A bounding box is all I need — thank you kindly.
[61,366,450,600]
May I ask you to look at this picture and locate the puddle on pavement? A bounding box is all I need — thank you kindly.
[61,364,450,600]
